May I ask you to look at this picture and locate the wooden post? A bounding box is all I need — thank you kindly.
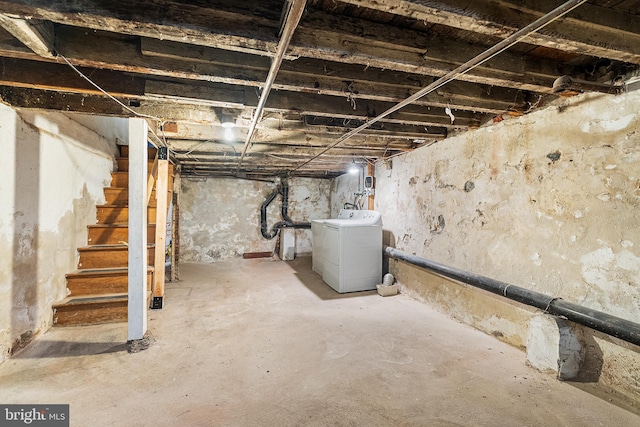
[367,163,375,210]
[146,155,158,205]
[171,170,180,282]
[128,118,148,341]
[151,147,169,309]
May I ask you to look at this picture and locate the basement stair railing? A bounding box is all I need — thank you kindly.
[147,146,170,309]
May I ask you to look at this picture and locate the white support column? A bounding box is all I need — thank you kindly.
[128,118,148,341]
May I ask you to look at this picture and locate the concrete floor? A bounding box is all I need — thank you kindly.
[1,257,639,426]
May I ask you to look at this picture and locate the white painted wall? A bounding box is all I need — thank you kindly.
[68,114,129,147]
[331,91,640,397]
[180,177,330,262]
[0,105,120,363]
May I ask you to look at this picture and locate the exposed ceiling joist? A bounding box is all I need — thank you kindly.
[0,13,55,58]
[0,0,636,178]
[292,0,589,172]
[339,0,640,64]
[0,0,575,92]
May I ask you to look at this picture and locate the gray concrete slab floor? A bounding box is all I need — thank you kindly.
[1,257,639,426]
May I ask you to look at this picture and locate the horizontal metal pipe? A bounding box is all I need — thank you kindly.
[384,246,640,347]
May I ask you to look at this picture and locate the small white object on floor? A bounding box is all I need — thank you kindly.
[377,284,399,297]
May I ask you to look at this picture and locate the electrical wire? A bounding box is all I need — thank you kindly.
[60,54,160,121]
[59,54,170,149]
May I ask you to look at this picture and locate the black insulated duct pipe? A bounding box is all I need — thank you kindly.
[260,179,311,240]
[384,246,640,347]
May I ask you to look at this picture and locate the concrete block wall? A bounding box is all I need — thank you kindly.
[0,105,121,363]
[180,177,330,262]
[331,91,640,397]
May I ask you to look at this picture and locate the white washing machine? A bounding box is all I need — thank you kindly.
[311,210,358,276]
[322,210,382,293]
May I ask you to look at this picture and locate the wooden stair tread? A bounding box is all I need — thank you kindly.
[104,187,164,192]
[87,224,156,245]
[66,266,154,278]
[55,291,152,307]
[54,293,128,307]
[99,204,128,209]
[104,186,151,189]
[88,223,157,228]
[78,243,155,251]
[112,171,175,177]
[112,170,175,176]
[96,203,158,208]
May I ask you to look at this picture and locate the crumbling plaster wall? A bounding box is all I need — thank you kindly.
[180,177,330,262]
[332,91,640,396]
[330,172,361,217]
[0,105,119,363]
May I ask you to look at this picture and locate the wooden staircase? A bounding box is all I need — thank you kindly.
[53,146,172,326]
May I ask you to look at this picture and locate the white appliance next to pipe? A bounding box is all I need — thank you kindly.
[320,210,382,293]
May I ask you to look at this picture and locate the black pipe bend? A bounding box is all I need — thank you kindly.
[260,181,311,239]
[260,189,280,239]
[279,181,309,228]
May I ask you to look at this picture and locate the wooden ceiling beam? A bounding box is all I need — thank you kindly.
[0,82,441,148]
[339,0,640,64]
[0,1,565,92]
[141,38,522,114]
[0,13,55,58]
[177,158,346,168]
[0,58,460,131]
[0,0,281,56]
[173,150,382,160]
[0,26,525,114]
[259,118,447,140]
[0,56,145,96]
[177,159,354,171]
[293,7,565,90]
[169,141,409,157]
[145,80,479,129]
[0,85,134,115]
[179,166,343,179]
[163,123,436,146]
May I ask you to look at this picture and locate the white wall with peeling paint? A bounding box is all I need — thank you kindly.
[0,105,120,363]
[180,177,330,262]
[331,90,640,397]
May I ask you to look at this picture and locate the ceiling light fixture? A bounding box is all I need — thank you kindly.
[348,161,360,174]
[219,114,235,141]
[223,126,234,141]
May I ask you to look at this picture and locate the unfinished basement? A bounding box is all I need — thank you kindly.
[0,0,639,425]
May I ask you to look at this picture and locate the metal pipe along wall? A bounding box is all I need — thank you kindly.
[384,246,640,347]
